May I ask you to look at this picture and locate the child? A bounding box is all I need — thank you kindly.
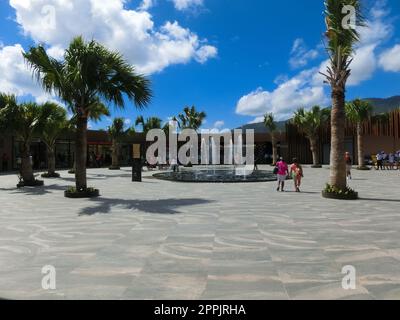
[290,158,303,192]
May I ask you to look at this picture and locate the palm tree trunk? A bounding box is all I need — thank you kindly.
[357,122,364,168]
[271,133,277,165]
[70,144,76,172]
[75,116,88,191]
[111,139,119,169]
[47,145,56,175]
[309,136,319,166]
[330,88,347,189]
[20,142,34,183]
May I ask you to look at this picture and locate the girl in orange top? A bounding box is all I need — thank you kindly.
[290,158,304,192]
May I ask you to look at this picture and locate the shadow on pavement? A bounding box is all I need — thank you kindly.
[79,197,215,216]
[2,184,68,195]
[359,197,400,203]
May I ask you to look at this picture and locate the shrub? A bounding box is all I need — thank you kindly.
[323,184,358,200]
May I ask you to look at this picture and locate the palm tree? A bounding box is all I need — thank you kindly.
[162,117,179,136]
[126,125,137,137]
[67,99,110,174]
[345,99,373,169]
[264,113,278,165]
[372,112,390,125]
[135,116,162,134]
[0,93,17,135]
[292,106,330,168]
[177,106,206,131]
[108,118,126,170]
[39,102,68,178]
[24,36,152,194]
[320,0,364,191]
[0,97,43,186]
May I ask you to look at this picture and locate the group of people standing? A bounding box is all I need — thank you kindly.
[274,157,303,192]
[275,152,355,192]
[376,151,400,170]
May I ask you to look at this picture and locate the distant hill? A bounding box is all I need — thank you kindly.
[365,96,400,114]
[239,96,400,133]
[239,121,286,134]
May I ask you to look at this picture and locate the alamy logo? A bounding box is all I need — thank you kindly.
[146,122,255,166]
[342,5,357,30]
[41,5,57,30]
[342,265,356,290]
[41,265,56,290]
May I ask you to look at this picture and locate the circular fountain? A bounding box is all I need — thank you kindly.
[153,166,276,183]
[152,133,277,183]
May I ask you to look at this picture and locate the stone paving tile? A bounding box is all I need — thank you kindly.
[125,273,208,300]
[284,281,372,300]
[201,277,288,300]
[1,166,400,299]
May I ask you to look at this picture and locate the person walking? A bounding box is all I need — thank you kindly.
[376,151,383,170]
[290,158,304,192]
[276,157,289,192]
[345,152,352,180]
[389,153,395,170]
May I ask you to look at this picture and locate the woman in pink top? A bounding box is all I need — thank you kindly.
[276,157,289,192]
[290,158,304,192]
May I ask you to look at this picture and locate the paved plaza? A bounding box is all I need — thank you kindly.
[0,166,400,300]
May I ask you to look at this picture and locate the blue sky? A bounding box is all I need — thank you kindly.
[0,0,400,131]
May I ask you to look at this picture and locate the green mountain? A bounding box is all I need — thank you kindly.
[238,120,286,134]
[365,96,400,114]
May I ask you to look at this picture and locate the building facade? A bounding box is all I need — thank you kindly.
[1,109,399,172]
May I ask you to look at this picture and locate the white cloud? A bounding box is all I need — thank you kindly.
[235,0,398,123]
[289,38,319,69]
[0,44,71,108]
[347,45,378,85]
[315,0,393,87]
[201,128,230,134]
[345,0,393,85]
[195,45,218,64]
[200,120,231,133]
[236,68,328,121]
[138,0,154,11]
[124,118,132,125]
[379,44,400,72]
[213,120,224,129]
[9,0,217,76]
[0,44,43,97]
[170,0,203,11]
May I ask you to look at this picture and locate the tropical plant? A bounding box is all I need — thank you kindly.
[66,99,110,174]
[0,96,42,185]
[323,183,358,200]
[320,0,364,191]
[0,93,17,129]
[135,116,162,134]
[162,117,179,136]
[263,113,278,165]
[126,125,137,137]
[108,117,126,170]
[177,106,206,131]
[24,36,152,194]
[39,102,68,177]
[345,99,373,169]
[292,106,330,167]
[371,112,390,125]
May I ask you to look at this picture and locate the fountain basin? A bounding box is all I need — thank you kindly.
[153,166,277,183]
